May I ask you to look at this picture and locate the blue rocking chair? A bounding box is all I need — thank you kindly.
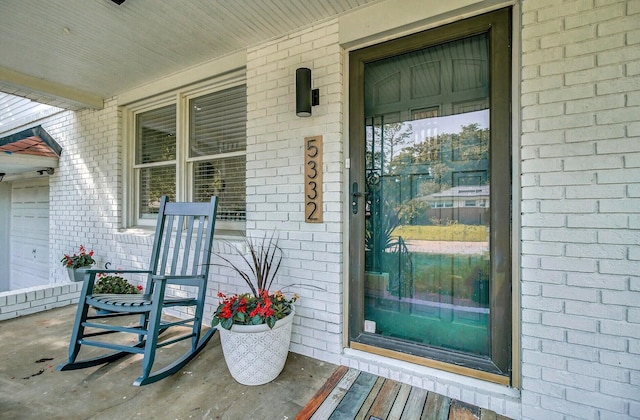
[57,196,218,386]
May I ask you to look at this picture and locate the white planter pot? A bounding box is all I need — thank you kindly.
[218,310,294,386]
[66,266,91,282]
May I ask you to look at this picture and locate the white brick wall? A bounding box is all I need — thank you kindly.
[245,20,345,364]
[46,99,137,282]
[0,283,82,320]
[521,1,640,419]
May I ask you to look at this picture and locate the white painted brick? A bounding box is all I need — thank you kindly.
[522,295,564,312]
[523,323,565,341]
[522,349,567,370]
[566,184,624,198]
[522,336,541,351]
[522,268,564,284]
[540,256,597,273]
[567,214,627,229]
[539,87,595,108]
[539,142,594,158]
[540,199,597,213]
[541,369,598,392]
[522,377,565,398]
[539,228,597,243]
[542,340,599,361]
[540,171,595,186]
[521,186,563,200]
[566,388,627,413]
[600,381,640,402]
[0,302,30,313]
[521,405,563,420]
[600,350,640,370]
[566,243,626,259]
[602,164,640,180]
[539,395,598,419]
[600,319,640,339]
[565,301,626,320]
[567,125,626,143]
[565,154,623,171]
[521,309,541,324]
[542,284,598,302]
[542,312,598,332]
[600,260,640,276]
[522,213,566,228]
[566,272,627,290]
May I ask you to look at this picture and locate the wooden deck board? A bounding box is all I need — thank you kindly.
[329,371,378,420]
[296,365,349,420]
[449,399,481,420]
[422,392,451,420]
[387,383,412,419]
[354,376,385,420]
[297,365,510,420]
[311,368,361,420]
[400,387,429,420]
[367,378,401,419]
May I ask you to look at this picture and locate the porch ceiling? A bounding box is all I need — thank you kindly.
[0,0,384,111]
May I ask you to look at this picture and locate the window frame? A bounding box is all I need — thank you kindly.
[124,74,247,231]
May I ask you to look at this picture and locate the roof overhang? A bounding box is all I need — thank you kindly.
[0,125,61,181]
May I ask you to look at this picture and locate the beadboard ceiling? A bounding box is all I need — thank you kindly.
[0,0,383,111]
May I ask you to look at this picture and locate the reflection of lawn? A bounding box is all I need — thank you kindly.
[393,224,488,242]
[379,252,489,302]
[411,253,488,301]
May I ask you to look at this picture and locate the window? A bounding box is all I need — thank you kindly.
[136,105,177,217]
[189,86,246,223]
[132,82,247,230]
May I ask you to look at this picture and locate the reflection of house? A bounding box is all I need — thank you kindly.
[421,185,489,225]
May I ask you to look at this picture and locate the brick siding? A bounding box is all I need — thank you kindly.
[520,0,640,418]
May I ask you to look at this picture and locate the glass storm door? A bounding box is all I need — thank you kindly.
[348,9,511,379]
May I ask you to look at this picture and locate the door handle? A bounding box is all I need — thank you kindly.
[352,182,368,214]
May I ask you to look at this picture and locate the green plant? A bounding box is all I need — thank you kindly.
[212,232,298,330]
[60,245,96,269]
[93,273,142,294]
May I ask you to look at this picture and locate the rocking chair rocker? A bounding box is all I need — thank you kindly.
[57,196,218,386]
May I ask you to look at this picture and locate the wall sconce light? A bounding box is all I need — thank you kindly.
[36,168,55,176]
[0,173,4,182]
[296,68,319,117]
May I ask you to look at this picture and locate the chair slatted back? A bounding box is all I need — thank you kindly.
[148,196,218,281]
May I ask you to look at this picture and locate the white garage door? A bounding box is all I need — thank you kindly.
[10,178,49,290]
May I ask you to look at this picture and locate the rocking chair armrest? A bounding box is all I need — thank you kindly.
[151,274,206,287]
[83,269,153,275]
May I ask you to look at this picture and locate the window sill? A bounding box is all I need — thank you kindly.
[114,227,244,246]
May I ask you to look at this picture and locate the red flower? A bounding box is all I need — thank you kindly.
[237,297,247,313]
[212,289,297,330]
[220,306,233,319]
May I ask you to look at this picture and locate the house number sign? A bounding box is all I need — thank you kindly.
[304,135,323,223]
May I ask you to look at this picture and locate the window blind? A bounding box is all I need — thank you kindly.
[136,104,176,164]
[189,85,246,157]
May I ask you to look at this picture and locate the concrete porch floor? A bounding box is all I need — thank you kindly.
[0,305,338,419]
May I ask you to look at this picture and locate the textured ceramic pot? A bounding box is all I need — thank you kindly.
[218,309,294,385]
